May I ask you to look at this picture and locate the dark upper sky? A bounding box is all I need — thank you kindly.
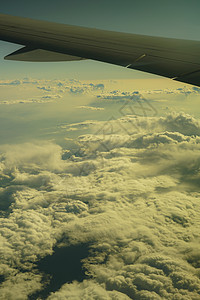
[1,0,200,38]
[1,0,200,79]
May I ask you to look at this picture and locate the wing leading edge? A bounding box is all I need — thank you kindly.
[1,13,200,86]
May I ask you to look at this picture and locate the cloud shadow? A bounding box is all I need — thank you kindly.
[29,243,90,299]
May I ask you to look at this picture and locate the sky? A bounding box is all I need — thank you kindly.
[1,0,200,79]
[1,1,200,299]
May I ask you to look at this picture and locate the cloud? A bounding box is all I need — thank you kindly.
[77,105,104,111]
[0,112,200,299]
[0,80,21,86]
[0,78,39,86]
[96,90,144,102]
[0,94,62,105]
[68,83,104,95]
[0,272,42,300]
[0,79,106,108]
[143,86,200,96]
[1,78,200,117]
[158,112,200,136]
[47,280,131,299]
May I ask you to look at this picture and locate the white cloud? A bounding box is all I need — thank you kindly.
[0,272,42,300]
[48,280,130,300]
[0,142,64,171]
[96,90,144,102]
[0,112,200,299]
[77,105,104,111]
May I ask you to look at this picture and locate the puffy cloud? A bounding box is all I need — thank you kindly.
[158,112,200,136]
[68,83,104,95]
[0,112,200,299]
[0,272,42,300]
[47,280,130,300]
[0,142,64,171]
[96,91,144,102]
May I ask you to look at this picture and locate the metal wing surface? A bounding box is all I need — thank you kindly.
[1,13,200,86]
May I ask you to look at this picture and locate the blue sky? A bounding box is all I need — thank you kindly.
[1,0,200,79]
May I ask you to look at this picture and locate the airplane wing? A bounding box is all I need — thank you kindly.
[1,13,200,86]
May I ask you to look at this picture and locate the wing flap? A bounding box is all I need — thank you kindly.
[127,54,200,82]
[4,46,86,62]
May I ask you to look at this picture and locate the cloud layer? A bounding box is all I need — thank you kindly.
[1,78,200,108]
[0,112,200,299]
